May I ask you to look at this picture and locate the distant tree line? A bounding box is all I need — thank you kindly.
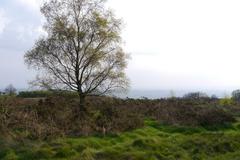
[183,92,209,100]
[2,84,240,103]
[18,90,79,98]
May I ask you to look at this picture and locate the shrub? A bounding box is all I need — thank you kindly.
[143,103,235,127]
[94,105,144,135]
[197,108,235,127]
[0,96,144,139]
[1,149,18,160]
[220,98,234,106]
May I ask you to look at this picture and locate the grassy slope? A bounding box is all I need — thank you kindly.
[2,120,240,160]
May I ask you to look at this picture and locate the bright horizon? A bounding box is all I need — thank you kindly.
[1,0,240,93]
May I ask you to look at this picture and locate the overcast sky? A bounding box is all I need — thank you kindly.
[1,0,240,91]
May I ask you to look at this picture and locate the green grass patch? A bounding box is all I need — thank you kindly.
[2,119,240,160]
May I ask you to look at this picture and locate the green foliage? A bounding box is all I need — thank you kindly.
[1,150,18,160]
[55,146,77,158]
[220,97,234,106]
[34,147,55,159]
[80,148,95,160]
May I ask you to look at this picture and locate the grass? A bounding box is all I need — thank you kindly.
[1,120,240,160]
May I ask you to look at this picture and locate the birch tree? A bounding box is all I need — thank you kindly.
[25,0,129,112]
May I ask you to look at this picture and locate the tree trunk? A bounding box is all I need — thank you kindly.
[79,94,86,113]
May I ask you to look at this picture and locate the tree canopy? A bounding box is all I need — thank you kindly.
[25,0,129,111]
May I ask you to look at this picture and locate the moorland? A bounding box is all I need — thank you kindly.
[1,91,240,160]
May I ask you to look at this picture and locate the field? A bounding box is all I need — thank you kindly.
[1,94,240,160]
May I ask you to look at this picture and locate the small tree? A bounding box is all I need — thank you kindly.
[211,94,218,99]
[232,90,240,102]
[169,90,176,99]
[5,84,17,96]
[24,0,129,112]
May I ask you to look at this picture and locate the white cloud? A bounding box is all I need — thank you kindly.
[0,9,9,34]
[15,0,42,11]
[0,0,44,51]
[108,0,240,90]
[15,24,45,43]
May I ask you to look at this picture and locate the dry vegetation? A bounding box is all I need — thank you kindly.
[0,96,144,140]
[0,94,236,141]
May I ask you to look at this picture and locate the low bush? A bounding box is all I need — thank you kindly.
[122,98,234,127]
[219,97,234,106]
[148,104,235,127]
[197,107,235,127]
[0,96,144,140]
